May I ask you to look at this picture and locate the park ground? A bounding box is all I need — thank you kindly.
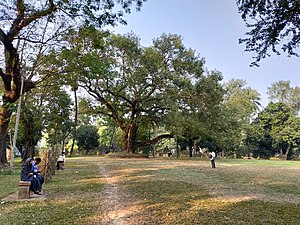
[1,157,300,225]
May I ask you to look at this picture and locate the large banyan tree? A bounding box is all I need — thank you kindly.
[48,27,220,154]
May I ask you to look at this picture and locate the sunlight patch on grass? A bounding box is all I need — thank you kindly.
[190,196,256,211]
[77,177,105,184]
[115,165,178,175]
[1,157,300,224]
[88,202,144,224]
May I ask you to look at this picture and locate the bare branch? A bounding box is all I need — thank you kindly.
[0,28,8,46]
[0,68,5,80]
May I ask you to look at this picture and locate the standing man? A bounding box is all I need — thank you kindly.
[209,150,216,168]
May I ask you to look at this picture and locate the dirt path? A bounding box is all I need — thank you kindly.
[98,165,126,224]
[96,164,144,225]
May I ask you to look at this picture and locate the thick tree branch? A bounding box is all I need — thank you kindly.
[135,134,174,148]
[0,28,8,46]
[0,68,5,80]
[82,83,125,129]
[8,0,57,40]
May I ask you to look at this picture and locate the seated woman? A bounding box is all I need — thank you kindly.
[20,158,42,195]
[32,157,44,186]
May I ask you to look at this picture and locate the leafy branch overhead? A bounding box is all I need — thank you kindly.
[0,0,147,166]
[237,0,300,66]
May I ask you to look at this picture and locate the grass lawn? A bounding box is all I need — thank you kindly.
[1,157,300,224]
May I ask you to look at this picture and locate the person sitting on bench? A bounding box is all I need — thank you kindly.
[32,157,44,188]
[56,153,65,170]
[20,158,43,195]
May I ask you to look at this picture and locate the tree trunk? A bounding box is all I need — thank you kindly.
[123,136,137,154]
[193,141,197,156]
[123,123,138,154]
[0,40,21,167]
[122,122,173,154]
[22,116,36,160]
[189,138,193,157]
[221,149,225,158]
[294,149,299,160]
[0,104,12,166]
[283,143,291,160]
[0,2,43,167]
[22,140,35,161]
[70,87,78,156]
[279,147,283,159]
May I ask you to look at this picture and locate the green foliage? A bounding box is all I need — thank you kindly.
[40,85,73,149]
[207,79,261,155]
[97,119,122,152]
[267,80,300,112]
[17,103,44,158]
[51,27,222,153]
[237,0,300,66]
[225,79,261,115]
[0,0,146,30]
[280,116,300,147]
[14,79,74,157]
[167,70,224,143]
[77,98,95,125]
[76,125,100,154]
[247,102,300,159]
[0,0,147,166]
[267,80,292,103]
[244,123,274,159]
[258,102,293,133]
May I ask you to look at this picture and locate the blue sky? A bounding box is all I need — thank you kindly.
[110,0,300,106]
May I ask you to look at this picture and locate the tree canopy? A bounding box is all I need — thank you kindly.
[0,1,299,163]
[76,125,100,155]
[248,102,300,159]
[237,0,300,66]
[0,0,146,166]
[46,26,228,154]
[267,80,300,112]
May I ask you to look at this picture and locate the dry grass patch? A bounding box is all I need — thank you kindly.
[1,157,300,224]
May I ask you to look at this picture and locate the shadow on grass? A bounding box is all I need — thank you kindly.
[0,198,100,225]
[123,178,300,225]
[2,157,300,225]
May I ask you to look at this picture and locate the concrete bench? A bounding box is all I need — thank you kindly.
[18,181,31,199]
